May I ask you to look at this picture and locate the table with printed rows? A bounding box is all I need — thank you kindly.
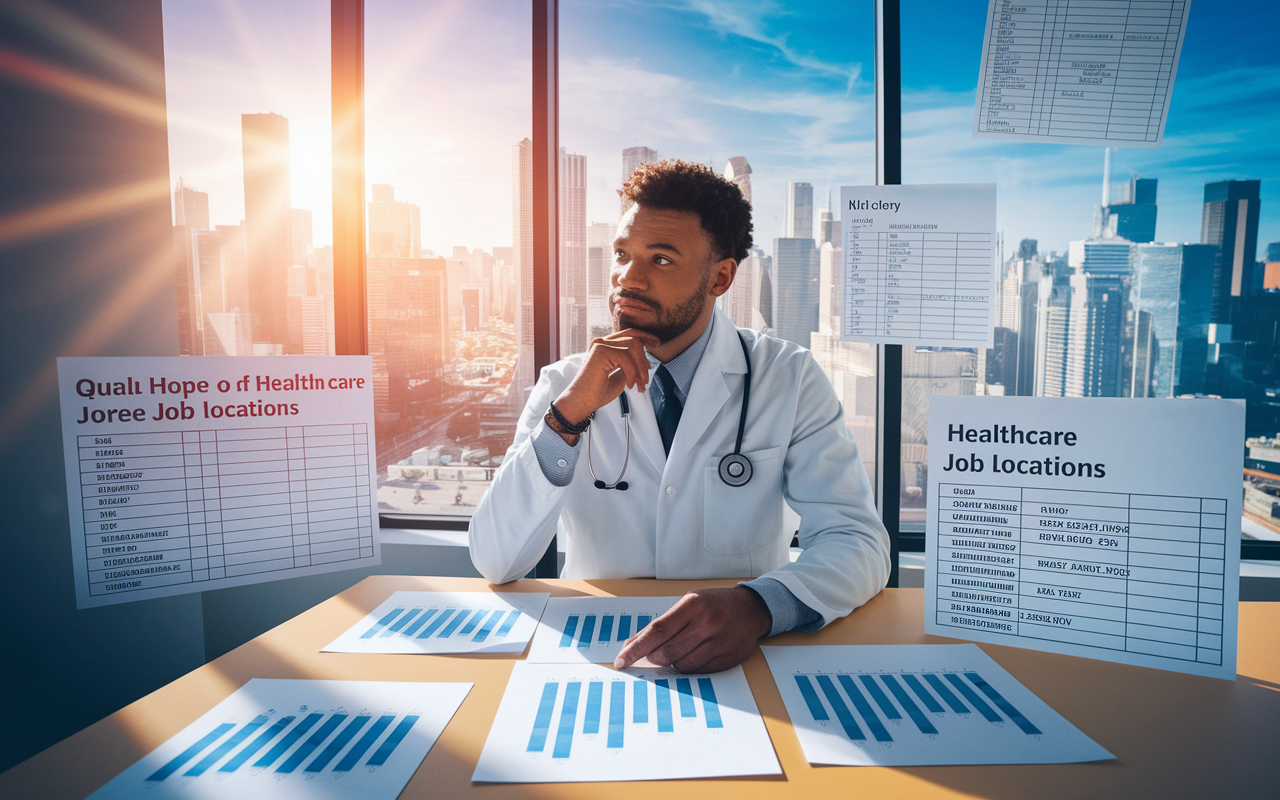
[80,424,372,598]
[934,483,1226,666]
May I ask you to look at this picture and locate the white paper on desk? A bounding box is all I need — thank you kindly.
[972,0,1191,147]
[322,591,550,654]
[839,184,996,348]
[925,396,1243,680]
[764,644,1112,766]
[473,661,780,783]
[525,596,682,664]
[88,678,470,800]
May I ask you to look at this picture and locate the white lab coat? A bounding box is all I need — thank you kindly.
[468,308,890,626]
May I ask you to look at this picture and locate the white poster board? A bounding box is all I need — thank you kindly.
[323,591,550,655]
[926,396,1243,679]
[973,0,1191,147]
[88,679,470,800]
[764,644,1112,766]
[840,185,996,348]
[58,356,379,608]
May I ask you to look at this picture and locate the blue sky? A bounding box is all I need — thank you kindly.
[162,0,1280,258]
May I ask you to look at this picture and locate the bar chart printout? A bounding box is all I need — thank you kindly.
[925,396,1243,680]
[972,0,1191,147]
[473,662,779,783]
[323,591,551,654]
[839,185,996,349]
[527,596,682,664]
[764,645,1112,766]
[88,679,471,800]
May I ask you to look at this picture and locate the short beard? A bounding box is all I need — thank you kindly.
[612,270,712,344]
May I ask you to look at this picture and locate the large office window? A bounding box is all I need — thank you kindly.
[365,0,532,516]
[899,0,1280,553]
[558,0,880,483]
[161,0,335,358]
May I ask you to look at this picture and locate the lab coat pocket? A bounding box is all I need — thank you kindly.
[701,446,785,556]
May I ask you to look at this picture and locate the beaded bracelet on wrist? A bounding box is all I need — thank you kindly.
[548,401,593,434]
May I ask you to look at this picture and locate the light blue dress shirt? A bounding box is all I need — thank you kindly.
[530,316,823,636]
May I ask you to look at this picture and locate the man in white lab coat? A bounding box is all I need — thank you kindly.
[470,160,889,672]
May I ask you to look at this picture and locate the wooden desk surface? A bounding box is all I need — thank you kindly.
[4,577,1279,799]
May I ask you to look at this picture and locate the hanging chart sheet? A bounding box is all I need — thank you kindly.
[472,661,779,783]
[973,0,1191,147]
[88,678,471,800]
[526,596,682,664]
[926,396,1242,679]
[58,356,379,608]
[840,185,996,348]
[323,591,550,655]
[764,644,1112,766]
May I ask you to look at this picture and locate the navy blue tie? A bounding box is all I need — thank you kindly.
[654,365,683,456]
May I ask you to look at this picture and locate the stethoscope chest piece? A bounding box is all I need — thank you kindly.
[718,452,752,487]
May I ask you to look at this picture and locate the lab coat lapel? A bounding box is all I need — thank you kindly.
[665,310,748,470]
[624,383,666,474]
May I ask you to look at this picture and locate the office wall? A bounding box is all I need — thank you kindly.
[0,0,207,773]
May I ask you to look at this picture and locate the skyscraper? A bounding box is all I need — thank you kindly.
[366,256,448,418]
[290,208,313,266]
[1131,243,1216,397]
[586,221,616,339]
[559,149,588,353]
[1202,179,1261,322]
[241,112,293,354]
[513,138,534,395]
[723,156,752,204]
[1060,240,1134,397]
[784,182,814,239]
[367,184,420,258]
[174,177,209,229]
[1097,176,1158,244]
[772,237,819,348]
[620,146,658,215]
[818,190,836,247]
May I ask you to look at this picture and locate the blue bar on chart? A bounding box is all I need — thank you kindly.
[794,676,829,721]
[945,674,1002,722]
[553,682,582,758]
[306,715,370,772]
[334,715,394,772]
[458,609,487,635]
[528,683,559,752]
[277,714,346,773]
[184,716,268,775]
[608,682,625,748]
[837,675,892,742]
[472,610,506,642]
[496,610,522,637]
[902,673,945,713]
[616,614,632,641]
[816,675,866,741]
[381,609,421,637]
[857,674,902,720]
[583,682,603,734]
[360,608,405,639]
[637,614,652,630]
[219,715,294,773]
[964,673,1041,734]
[367,715,419,767]
[697,678,723,729]
[654,680,674,733]
[598,615,614,643]
[880,675,938,735]
[402,608,438,638]
[253,713,322,768]
[924,673,969,714]
[559,616,579,647]
[674,678,697,718]
[146,723,236,781]
[437,609,472,638]
[417,608,455,639]
[633,681,648,723]
[577,615,597,648]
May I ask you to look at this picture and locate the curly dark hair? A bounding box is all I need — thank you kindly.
[619,159,753,264]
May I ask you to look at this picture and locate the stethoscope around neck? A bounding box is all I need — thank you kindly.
[588,332,754,490]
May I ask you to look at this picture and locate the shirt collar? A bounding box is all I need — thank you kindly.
[646,313,715,404]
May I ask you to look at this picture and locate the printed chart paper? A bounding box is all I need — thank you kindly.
[526,596,681,664]
[973,0,1191,147]
[473,661,779,783]
[927,396,1243,679]
[88,678,471,800]
[840,185,996,348]
[323,591,550,654]
[764,644,1112,766]
[58,356,379,608]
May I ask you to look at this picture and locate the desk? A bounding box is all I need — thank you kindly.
[4,577,1279,799]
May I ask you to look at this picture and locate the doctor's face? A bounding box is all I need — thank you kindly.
[609,204,723,345]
